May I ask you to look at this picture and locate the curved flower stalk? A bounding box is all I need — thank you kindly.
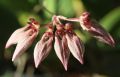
[34,25,53,68]
[79,12,115,47]
[5,18,40,61]
[65,23,84,64]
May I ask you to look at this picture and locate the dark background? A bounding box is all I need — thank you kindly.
[0,0,120,77]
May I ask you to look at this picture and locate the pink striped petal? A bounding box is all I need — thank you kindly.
[54,35,70,70]
[88,23,115,47]
[34,33,53,68]
[66,33,84,64]
[79,12,115,47]
[12,29,38,61]
[5,26,29,49]
[61,35,70,70]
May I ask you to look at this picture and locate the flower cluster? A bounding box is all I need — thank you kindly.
[5,12,115,70]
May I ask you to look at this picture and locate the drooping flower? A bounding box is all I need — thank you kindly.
[5,18,40,61]
[56,13,115,47]
[53,15,84,70]
[54,23,70,70]
[65,23,84,64]
[5,12,115,71]
[34,25,53,68]
[79,12,115,47]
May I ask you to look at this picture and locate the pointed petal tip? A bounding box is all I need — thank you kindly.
[5,44,9,49]
[107,34,115,47]
[34,59,39,68]
[34,57,41,68]
[78,58,84,64]
[61,59,69,71]
[81,61,84,65]
[35,63,39,68]
[12,56,16,62]
[110,39,115,48]
[62,62,68,71]
[11,49,20,62]
[12,51,20,62]
[12,58,14,62]
[109,41,115,47]
[64,65,68,71]
[64,67,68,71]
[102,34,115,47]
[5,42,12,49]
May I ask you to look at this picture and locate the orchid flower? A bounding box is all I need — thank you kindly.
[5,12,115,70]
[53,16,84,70]
[34,25,53,68]
[79,12,115,47]
[54,23,70,70]
[57,12,115,47]
[65,23,84,64]
[6,18,39,61]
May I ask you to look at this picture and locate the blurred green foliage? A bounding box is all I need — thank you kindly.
[0,0,120,77]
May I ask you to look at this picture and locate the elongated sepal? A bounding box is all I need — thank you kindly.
[54,35,70,70]
[79,12,115,47]
[62,36,70,70]
[5,26,29,49]
[12,30,38,61]
[34,33,53,68]
[66,33,84,64]
[6,18,40,61]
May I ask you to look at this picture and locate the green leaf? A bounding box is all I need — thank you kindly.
[100,7,120,31]
[74,30,90,43]
[72,0,85,16]
[43,0,57,17]
[17,12,40,26]
[0,0,32,13]
[58,0,75,17]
